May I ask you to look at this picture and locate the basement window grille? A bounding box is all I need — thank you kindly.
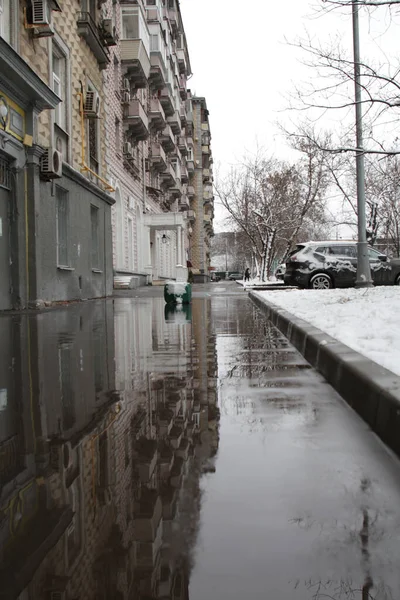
[0,156,11,190]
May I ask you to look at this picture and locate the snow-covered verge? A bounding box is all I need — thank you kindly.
[254,287,400,377]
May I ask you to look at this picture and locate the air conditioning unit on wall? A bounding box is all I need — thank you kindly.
[84,90,100,118]
[41,147,63,179]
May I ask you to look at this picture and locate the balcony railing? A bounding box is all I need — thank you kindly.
[149,98,166,132]
[149,142,167,171]
[77,12,110,70]
[167,110,181,135]
[120,39,150,89]
[159,125,176,153]
[149,54,166,90]
[124,99,149,141]
[159,86,175,117]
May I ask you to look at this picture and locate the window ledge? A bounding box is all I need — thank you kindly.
[58,265,75,271]
[92,268,103,274]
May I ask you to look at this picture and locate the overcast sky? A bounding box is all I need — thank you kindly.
[179,0,400,232]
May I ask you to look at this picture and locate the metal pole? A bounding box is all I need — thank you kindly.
[352,0,373,287]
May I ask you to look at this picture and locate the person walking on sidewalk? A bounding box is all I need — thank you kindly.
[244,268,250,282]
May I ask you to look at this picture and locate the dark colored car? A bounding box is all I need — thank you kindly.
[275,263,286,280]
[284,241,400,289]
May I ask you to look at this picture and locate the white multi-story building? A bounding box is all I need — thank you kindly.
[102,0,211,288]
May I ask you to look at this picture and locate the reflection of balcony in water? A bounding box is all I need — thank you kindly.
[0,292,220,599]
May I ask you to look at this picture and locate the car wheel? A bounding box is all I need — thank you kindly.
[309,273,333,290]
[395,275,400,285]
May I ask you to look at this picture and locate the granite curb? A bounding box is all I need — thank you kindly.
[249,291,400,458]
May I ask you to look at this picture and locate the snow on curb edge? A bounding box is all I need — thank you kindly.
[249,290,400,459]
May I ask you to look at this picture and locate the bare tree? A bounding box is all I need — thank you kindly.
[286,1,400,157]
[214,138,329,280]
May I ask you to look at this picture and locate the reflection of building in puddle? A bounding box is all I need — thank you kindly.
[0,297,219,599]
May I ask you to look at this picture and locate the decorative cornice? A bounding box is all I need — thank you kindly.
[0,39,60,112]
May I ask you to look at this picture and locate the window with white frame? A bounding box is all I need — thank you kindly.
[0,0,10,44]
[52,39,70,162]
[52,45,67,130]
[121,6,150,54]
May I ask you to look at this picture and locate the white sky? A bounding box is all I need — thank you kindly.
[179,0,400,232]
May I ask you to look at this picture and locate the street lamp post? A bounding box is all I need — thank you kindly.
[352,0,373,288]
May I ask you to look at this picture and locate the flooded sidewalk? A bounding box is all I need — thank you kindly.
[1,284,400,599]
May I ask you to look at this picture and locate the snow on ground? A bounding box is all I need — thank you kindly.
[254,287,400,377]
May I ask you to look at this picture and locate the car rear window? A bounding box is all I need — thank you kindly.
[288,245,305,257]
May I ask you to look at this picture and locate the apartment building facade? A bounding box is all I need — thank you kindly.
[0,0,117,310]
[0,0,214,311]
[190,96,214,282]
[104,0,202,287]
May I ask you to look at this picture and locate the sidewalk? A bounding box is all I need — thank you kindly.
[248,286,400,459]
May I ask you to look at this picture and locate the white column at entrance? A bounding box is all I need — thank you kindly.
[177,225,182,265]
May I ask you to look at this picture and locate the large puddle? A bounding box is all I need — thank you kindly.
[1,292,400,599]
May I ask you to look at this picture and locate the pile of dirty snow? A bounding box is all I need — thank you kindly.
[254,287,400,376]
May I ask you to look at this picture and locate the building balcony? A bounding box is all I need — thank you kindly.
[204,186,213,205]
[77,12,110,70]
[201,122,210,132]
[177,49,187,75]
[187,210,196,222]
[159,125,176,153]
[149,142,167,172]
[179,195,190,211]
[187,185,195,199]
[134,490,162,542]
[159,86,175,117]
[180,104,187,128]
[203,168,211,182]
[168,7,178,36]
[187,136,194,150]
[149,98,166,132]
[167,110,181,135]
[202,144,210,155]
[120,39,150,89]
[124,99,149,141]
[178,137,188,156]
[149,53,166,90]
[146,7,160,23]
[179,75,187,100]
[170,179,182,199]
[187,159,195,174]
[160,163,177,188]
[181,165,189,183]
[204,213,213,233]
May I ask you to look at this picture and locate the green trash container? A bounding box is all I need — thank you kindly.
[164,281,192,305]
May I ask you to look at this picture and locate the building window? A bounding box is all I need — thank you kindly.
[91,205,99,269]
[0,0,11,44]
[56,187,69,266]
[115,118,121,155]
[121,6,150,53]
[121,7,139,39]
[86,81,100,176]
[52,38,70,161]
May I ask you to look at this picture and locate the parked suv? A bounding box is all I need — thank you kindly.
[284,240,400,289]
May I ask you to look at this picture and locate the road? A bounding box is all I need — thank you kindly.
[0,281,399,599]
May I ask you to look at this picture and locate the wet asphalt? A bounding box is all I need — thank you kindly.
[1,281,400,599]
